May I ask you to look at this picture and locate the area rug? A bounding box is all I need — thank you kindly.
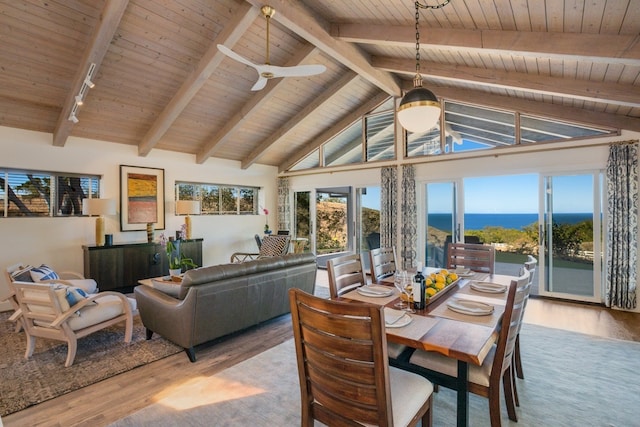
[0,311,181,417]
[110,323,640,426]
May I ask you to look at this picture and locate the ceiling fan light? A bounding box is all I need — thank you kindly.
[397,87,441,133]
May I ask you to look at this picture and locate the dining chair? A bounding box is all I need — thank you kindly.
[288,288,434,427]
[514,255,537,380]
[446,242,496,274]
[326,253,368,298]
[369,246,398,284]
[407,268,530,427]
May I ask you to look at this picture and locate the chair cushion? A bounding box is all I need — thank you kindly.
[30,264,59,282]
[58,279,98,294]
[409,345,496,388]
[387,366,434,427]
[67,294,132,331]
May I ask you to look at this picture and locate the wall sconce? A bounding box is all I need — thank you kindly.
[83,198,116,246]
[176,200,201,240]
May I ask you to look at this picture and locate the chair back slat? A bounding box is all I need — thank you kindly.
[446,243,495,274]
[369,246,397,284]
[327,253,368,298]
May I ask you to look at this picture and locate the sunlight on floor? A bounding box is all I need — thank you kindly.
[153,376,266,410]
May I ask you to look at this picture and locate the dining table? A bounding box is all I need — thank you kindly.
[338,268,517,427]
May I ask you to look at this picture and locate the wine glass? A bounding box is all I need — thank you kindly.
[393,271,408,309]
[401,272,415,313]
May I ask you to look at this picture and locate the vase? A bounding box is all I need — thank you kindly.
[169,268,182,277]
[146,222,154,243]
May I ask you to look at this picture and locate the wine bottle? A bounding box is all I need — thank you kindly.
[413,262,426,310]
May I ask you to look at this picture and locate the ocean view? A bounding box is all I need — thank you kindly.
[428,213,593,231]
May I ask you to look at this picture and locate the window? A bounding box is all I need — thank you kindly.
[0,169,99,217]
[176,181,259,215]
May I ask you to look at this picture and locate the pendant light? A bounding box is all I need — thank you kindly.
[397,1,450,133]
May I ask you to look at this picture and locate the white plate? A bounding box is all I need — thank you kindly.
[357,285,394,297]
[385,313,413,328]
[454,268,471,275]
[447,299,494,316]
[470,281,507,294]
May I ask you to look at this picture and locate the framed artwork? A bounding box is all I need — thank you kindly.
[120,165,165,231]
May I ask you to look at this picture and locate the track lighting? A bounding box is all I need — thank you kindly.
[67,62,96,123]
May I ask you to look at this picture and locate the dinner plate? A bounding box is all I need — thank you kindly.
[385,313,413,328]
[470,281,507,294]
[454,267,471,275]
[446,299,494,316]
[357,285,394,297]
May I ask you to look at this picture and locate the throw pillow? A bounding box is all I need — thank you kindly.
[30,264,60,282]
[10,265,34,282]
[64,286,89,307]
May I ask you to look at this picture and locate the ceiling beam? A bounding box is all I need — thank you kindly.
[52,0,129,147]
[331,25,640,64]
[241,71,359,169]
[374,56,640,108]
[139,3,258,157]
[196,44,320,164]
[279,92,390,172]
[242,0,401,97]
[431,86,640,133]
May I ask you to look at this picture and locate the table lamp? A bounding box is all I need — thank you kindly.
[176,200,201,239]
[83,198,117,246]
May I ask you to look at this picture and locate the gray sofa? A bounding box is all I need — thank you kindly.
[134,253,317,362]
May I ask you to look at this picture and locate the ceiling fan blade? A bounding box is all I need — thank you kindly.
[217,44,258,70]
[267,64,327,78]
[251,76,268,91]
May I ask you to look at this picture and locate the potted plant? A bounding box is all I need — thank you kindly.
[159,232,197,276]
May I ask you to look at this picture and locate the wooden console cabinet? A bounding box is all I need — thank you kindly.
[82,239,203,293]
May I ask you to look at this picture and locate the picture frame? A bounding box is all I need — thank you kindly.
[120,165,165,232]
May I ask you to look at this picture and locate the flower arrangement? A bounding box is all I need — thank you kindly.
[158,232,197,270]
[263,208,271,234]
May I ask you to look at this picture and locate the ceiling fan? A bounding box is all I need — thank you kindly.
[217,5,326,91]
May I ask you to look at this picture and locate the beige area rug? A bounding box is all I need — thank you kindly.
[110,323,639,427]
[0,311,181,417]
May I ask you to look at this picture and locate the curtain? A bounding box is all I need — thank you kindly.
[277,177,290,233]
[401,164,417,270]
[380,167,397,249]
[605,141,639,309]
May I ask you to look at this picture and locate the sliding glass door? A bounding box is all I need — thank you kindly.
[425,181,458,268]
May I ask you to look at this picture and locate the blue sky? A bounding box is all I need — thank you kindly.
[362,173,596,213]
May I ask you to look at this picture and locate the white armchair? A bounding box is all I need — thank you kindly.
[11,281,133,367]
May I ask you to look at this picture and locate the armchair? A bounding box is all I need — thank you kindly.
[11,281,133,367]
[230,235,291,263]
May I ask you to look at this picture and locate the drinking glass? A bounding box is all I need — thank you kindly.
[401,273,415,313]
[393,271,408,309]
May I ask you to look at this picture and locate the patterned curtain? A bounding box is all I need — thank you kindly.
[605,141,639,309]
[277,177,290,233]
[380,167,397,249]
[401,164,417,270]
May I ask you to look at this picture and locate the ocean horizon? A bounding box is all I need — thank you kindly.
[427,213,593,231]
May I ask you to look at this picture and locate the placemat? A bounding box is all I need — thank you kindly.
[429,296,504,327]
[342,287,399,305]
[386,314,440,341]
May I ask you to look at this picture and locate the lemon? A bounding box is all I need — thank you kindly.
[440,269,449,275]
[425,278,433,286]
[435,274,446,283]
[435,282,445,290]
[449,272,458,281]
[426,287,437,297]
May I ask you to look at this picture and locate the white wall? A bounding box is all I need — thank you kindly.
[0,126,278,308]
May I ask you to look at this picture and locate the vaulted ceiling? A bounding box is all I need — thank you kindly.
[1,0,639,172]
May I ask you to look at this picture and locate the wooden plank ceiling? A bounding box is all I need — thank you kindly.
[0,0,638,171]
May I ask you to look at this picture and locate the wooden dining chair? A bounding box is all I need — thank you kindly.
[326,253,368,298]
[369,246,398,284]
[514,255,537,380]
[288,288,434,427]
[407,268,530,427]
[446,242,496,274]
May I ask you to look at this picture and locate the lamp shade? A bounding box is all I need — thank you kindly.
[82,198,116,216]
[397,87,441,133]
[176,200,201,215]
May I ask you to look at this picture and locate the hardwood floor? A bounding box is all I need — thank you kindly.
[3,271,640,427]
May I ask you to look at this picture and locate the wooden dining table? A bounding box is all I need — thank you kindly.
[339,270,516,427]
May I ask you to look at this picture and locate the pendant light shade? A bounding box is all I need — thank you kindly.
[397,86,440,133]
